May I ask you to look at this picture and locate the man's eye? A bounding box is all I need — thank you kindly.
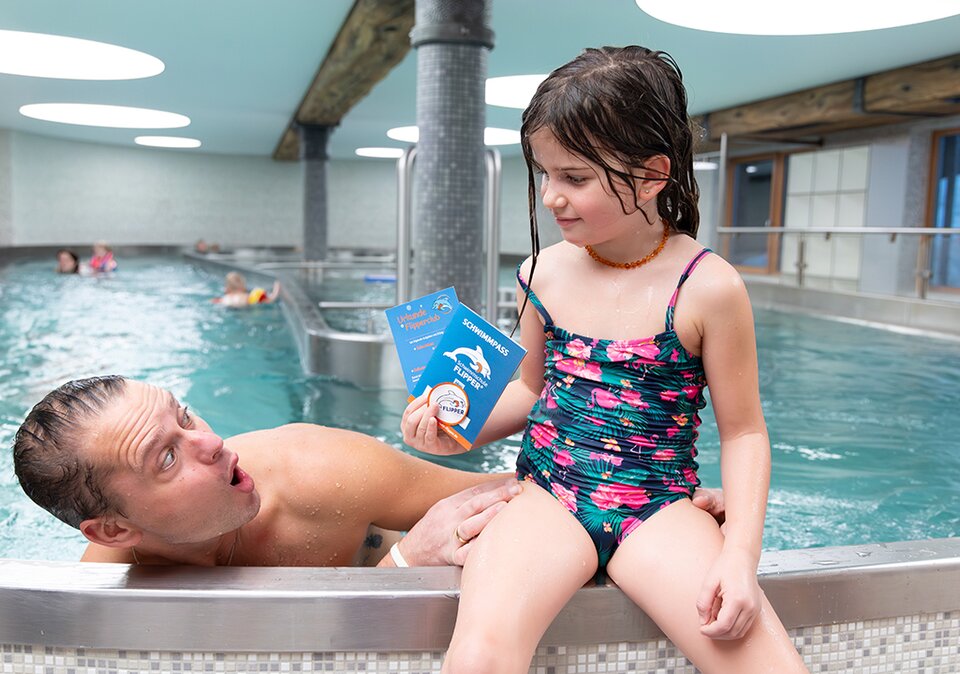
[161,448,176,470]
[181,406,192,426]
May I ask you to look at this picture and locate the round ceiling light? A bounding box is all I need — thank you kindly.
[486,74,547,109]
[0,29,164,79]
[387,126,520,146]
[355,147,405,158]
[20,103,190,129]
[135,136,201,149]
[634,0,960,35]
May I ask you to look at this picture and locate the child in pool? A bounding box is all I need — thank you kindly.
[89,242,117,273]
[55,249,80,274]
[213,271,280,308]
[401,46,809,673]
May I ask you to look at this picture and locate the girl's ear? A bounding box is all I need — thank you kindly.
[79,515,143,549]
[637,154,671,199]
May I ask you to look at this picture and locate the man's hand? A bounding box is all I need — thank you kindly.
[692,487,726,527]
[387,478,521,567]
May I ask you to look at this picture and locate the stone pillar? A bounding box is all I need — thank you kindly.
[299,123,332,261]
[0,130,12,246]
[409,0,493,309]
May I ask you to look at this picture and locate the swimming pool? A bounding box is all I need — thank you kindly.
[1,255,958,560]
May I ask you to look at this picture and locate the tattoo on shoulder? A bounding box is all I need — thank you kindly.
[364,534,383,550]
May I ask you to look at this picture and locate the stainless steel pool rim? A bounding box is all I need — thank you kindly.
[2,538,957,652]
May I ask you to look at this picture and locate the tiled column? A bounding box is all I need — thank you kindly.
[410,0,493,310]
[0,131,12,246]
[299,123,332,261]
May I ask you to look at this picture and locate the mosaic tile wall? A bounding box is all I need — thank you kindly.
[3,611,957,674]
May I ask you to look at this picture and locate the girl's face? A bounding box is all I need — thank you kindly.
[529,129,646,249]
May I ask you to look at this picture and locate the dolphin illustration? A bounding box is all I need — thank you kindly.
[443,345,491,378]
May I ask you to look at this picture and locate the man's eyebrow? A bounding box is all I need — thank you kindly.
[133,393,178,468]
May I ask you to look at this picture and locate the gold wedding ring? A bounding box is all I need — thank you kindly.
[455,526,470,545]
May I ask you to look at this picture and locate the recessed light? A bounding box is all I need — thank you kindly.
[355,147,405,158]
[486,75,547,109]
[20,103,190,129]
[693,161,718,171]
[635,0,960,35]
[386,126,520,146]
[135,136,201,149]
[745,165,758,174]
[0,29,164,80]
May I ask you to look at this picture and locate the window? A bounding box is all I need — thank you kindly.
[723,154,786,273]
[929,129,960,290]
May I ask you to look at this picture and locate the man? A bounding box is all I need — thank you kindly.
[14,376,724,567]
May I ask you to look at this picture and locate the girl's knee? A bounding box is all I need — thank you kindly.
[444,633,531,674]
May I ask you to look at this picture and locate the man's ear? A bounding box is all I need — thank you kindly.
[79,516,143,549]
[638,154,671,199]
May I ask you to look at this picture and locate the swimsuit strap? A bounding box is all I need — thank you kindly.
[516,264,554,326]
[665,248,712,332]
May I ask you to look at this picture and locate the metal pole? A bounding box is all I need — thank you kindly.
[716,132,729,252]
[484,148,502,325]
[396,146,417,304]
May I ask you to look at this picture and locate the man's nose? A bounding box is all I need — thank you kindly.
[188,430,223,462]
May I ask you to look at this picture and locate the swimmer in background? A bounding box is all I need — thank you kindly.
[55,249,80,274]
[89,242,118,274]
[212,271,281,308]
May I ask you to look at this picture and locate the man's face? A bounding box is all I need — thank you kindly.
[85,381,260,545]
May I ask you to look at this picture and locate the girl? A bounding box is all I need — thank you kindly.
[402,46,809,673]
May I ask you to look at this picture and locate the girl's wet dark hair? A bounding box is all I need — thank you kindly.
[516,46,700,326]
[13,375,128,528]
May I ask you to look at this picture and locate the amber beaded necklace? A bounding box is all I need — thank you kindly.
[585,226,670,269]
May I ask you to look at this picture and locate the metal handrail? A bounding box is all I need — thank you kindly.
[396,146,417,304]
[716,225,959,298]
[484,147,502,324]
[717,226,960,235]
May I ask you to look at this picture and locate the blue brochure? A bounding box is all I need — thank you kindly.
[384,287,459,392]
[411,303,526,450]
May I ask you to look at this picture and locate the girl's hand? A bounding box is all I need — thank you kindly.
[696,548,762,640]
[401,391,465,455]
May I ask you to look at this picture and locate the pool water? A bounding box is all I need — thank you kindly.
[1,256,958,560]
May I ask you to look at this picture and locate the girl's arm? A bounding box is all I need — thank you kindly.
[400,276,547,454]
[694,263,770,640]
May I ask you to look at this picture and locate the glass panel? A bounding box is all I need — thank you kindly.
[931,133,960,288]
[728,160,774,268]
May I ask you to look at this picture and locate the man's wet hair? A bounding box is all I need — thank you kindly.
[13,375,128,528]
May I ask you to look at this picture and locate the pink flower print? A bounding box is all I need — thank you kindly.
[670,349,680,362]
[556,357,602,381]
[666,426,678,438]
[682,385,701,400]
[567,338,592,359]
[590,483,650,511]
[619,516,641,542]
[619,389,649,409]
[589,451,624,466]
[584,415,606,426]
[627,434,656,449]
[606,340,660,362]
[553,449,575,467]
[660,390,680,402]
[589,388,620,409]
[551,482,578,513]
[530,420,559,449]
[653,447,675,461]
[682,467,698,483]
[668,482,692,495]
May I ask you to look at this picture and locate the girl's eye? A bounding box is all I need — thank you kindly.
[161,448,176,470]
[565,174,586,185]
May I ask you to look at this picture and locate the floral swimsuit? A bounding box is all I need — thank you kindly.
[516,248,712,567]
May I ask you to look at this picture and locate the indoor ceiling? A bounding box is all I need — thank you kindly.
[2,0,960,160]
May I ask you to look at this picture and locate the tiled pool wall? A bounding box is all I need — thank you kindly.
[2,540,958,674]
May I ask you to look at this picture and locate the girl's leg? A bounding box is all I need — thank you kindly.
[606,499,809,674]
[443,483,598,674]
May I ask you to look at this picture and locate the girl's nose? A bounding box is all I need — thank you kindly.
[541,183,566,209]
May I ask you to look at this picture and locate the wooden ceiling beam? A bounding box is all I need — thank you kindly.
[273,0,415,161]
[704,52,960,143]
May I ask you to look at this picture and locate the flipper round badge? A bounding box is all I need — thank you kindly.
[428,382,469,426]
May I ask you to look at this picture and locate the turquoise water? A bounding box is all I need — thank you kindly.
[1,256,958,560]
